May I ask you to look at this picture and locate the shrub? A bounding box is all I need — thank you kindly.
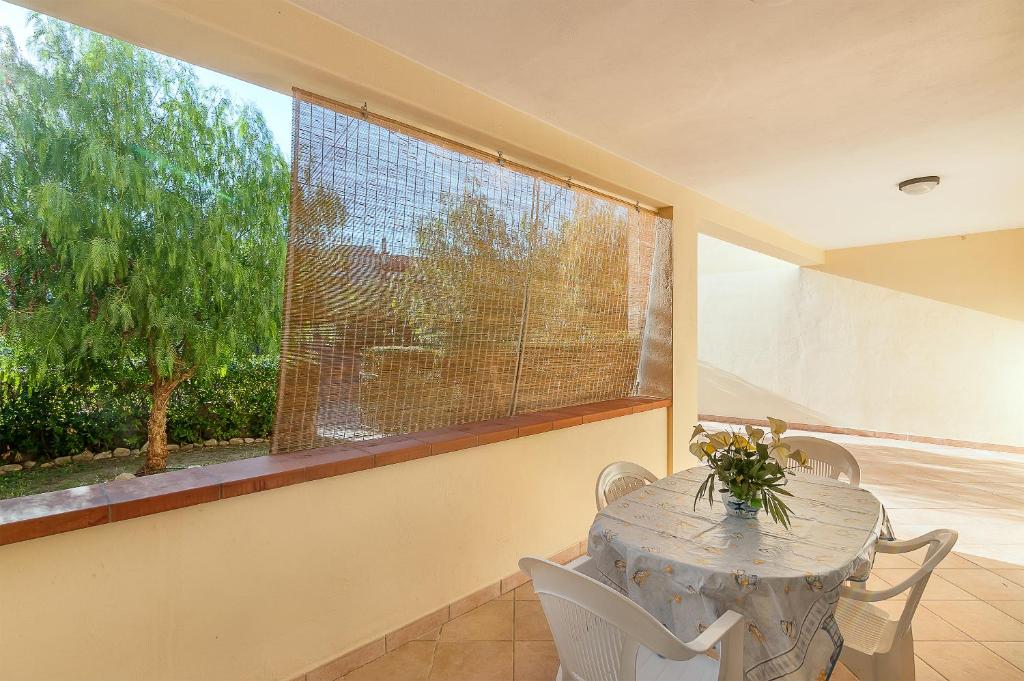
[0,357,278,460]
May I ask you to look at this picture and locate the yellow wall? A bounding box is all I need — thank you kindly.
[0,411,667,681]
[813,227,1024,322]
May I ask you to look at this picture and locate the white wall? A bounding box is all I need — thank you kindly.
[698,248,1024,447]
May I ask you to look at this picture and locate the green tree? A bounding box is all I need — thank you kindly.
[0,18,289,472]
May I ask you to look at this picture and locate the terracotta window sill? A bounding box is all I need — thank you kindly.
[0,396,670,547]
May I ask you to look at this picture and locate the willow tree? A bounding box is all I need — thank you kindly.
[0,19,289,472]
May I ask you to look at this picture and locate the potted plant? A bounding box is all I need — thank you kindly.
[689,418,808,528]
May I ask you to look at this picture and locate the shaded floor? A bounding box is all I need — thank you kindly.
[339,431,1024,680]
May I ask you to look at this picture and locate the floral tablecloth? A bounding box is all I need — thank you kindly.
[588,467,884,681]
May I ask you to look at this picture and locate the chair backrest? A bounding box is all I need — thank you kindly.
[596,461,659,510]
[520,557,738,681]
[780,436,861,487]
[887,529,958,639]
[842,529,958,642]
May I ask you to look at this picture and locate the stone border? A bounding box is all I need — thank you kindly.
[0,397,670,546]
[0,437,270,475]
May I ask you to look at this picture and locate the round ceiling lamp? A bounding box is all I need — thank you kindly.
[898,176,941,195]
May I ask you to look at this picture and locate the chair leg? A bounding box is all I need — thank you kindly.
[874,631,916,681]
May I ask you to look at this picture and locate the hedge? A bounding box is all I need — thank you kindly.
[0,357,278,461]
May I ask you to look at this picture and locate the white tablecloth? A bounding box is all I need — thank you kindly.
[588,467,884,681]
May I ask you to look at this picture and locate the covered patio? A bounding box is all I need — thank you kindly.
[0,2,1022,681]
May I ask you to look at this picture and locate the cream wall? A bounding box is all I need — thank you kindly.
[813,227,1024,322]
[0,411,666,681]
[698,241,1024,447]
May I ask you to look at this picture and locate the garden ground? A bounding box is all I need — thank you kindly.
[0,442,271,499]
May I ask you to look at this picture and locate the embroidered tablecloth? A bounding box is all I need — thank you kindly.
[588,467,883,681]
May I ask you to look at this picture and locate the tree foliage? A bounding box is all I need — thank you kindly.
[0,18,289,471]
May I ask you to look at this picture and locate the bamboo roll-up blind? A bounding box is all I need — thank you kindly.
[273,89,672,454]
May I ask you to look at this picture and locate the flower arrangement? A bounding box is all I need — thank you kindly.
[689,418,808,528]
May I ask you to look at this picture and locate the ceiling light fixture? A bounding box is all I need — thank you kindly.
[898,176,941,195]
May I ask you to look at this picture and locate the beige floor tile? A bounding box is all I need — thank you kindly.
[441,601,514,642]
[829,662,857,681]
[514,601,553,641]
[513,641,559,681]
[989,601,1024,623]
[914,657,947,681]
[995,570,1024,588]
[497,589,515,601]
[983,642,1024,673]
[342,641,435,681]
[870,601,970,640]
[429,641,513,681]
[924,600,1024,641]
[871,569,975,600]
[937,568,1024,600]
[916,641,1024,681]
[414,628,441,642]
[902,546,977,567]
[956,548,1024,570]
[514,582,539,601]
[871,552,918,569]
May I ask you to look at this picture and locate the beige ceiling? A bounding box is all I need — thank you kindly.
[291,0,1024,249]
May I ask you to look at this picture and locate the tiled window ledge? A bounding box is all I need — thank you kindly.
[0,396,670,547]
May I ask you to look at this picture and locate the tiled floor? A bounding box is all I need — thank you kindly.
[340,431,1024,680]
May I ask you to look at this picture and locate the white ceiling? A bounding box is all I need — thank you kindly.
[291,0,1024,249]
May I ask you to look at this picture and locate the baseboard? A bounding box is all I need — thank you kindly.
[699,414,1024,456]
[292,539,588,681]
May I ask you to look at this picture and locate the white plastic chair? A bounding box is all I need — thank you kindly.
[835,529,958,681]
[780,436,861,487]
[520,556,745,681]
[596,461,659,510]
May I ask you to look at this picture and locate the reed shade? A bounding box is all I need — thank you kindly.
[273,90,672,453]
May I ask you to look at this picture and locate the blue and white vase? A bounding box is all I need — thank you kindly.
[720,490,760,519]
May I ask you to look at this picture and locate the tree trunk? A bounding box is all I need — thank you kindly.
[138,368,193,475]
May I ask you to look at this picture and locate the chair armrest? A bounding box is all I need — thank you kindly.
[875,536,935,554]
[841,575,924,602]
[684,610,744,653]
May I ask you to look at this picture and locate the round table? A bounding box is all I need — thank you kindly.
[588,466,884,681]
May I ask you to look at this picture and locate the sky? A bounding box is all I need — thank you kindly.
[0,0,293,158]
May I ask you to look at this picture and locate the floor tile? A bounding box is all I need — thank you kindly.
[342,641,435,681]
[916,641,1024,681]
[936,568,1024,600]
[989,601,1024,623]
[995,570,1024,588]
[914,656,946,681]
[924,600,1024,641]
[871,569,975,600]
[955,548,1024,570]
[871,552,917,569]
[514,601,553,641]
[429,641,513,681]
[440,601,514,642]
[871,600,970,640]
[513,640,559,681]
[983,642,1024,673]
[514,582,539,601]
[829,662,856,681]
